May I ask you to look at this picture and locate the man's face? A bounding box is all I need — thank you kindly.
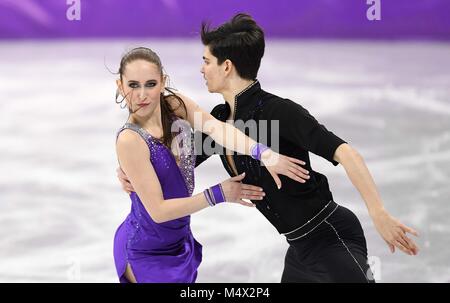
[200,46,226,93]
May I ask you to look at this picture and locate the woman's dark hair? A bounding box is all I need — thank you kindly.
[116,47,187,148]
[201,13,265,80]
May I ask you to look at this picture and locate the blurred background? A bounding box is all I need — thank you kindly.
[0,0,449,282]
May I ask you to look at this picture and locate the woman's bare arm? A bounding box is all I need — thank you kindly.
[169,93,310,188]
[116,130,264,223]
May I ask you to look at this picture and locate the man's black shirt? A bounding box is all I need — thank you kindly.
[195,80,346,236]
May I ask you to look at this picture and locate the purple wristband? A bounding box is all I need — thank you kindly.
[207,188,216,205]
[210,184,226,204]
[251,143,270,161]
[203,189,215,206]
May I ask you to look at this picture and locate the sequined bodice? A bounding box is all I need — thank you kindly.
[119,120,195,196]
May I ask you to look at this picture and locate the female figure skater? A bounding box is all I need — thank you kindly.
[113,47,310,283]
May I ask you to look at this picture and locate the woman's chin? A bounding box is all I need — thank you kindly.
[135,107,153,117]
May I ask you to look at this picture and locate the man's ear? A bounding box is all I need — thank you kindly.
[224,59,233,75]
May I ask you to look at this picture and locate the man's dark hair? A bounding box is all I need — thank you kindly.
[201,13,265,80]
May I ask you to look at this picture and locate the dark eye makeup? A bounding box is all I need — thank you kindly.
[128,80,158,89]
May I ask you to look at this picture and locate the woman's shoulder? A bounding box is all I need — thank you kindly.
[116,127,149,149]
[116,128,152,163]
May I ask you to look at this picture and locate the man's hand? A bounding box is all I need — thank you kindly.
[371,209,419,255]
[116,167,134,194]
[334,143,420,256]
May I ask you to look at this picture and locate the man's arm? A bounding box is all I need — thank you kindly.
[265,98,419,255]
[333,143,384,216]
[262,98,346,166]
[333,143,420,255]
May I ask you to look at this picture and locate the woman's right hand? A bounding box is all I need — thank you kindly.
[260,149,310,189]
[220,173,265,207]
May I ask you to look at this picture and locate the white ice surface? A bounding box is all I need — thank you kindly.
[0,39,449,282]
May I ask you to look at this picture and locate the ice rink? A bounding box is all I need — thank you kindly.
[1,39,449,282]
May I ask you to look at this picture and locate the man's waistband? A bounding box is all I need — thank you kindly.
[283,200,339,242]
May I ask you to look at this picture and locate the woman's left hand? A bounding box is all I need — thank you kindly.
[260,149,310,189]
[371,209,420,255]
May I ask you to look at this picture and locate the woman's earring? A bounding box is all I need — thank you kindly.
[116,90,128,109]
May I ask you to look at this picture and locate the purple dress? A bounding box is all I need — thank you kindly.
[113,121,202,283]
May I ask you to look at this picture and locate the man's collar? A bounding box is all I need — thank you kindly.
[231,80,261,118]
[235,79,260,103]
